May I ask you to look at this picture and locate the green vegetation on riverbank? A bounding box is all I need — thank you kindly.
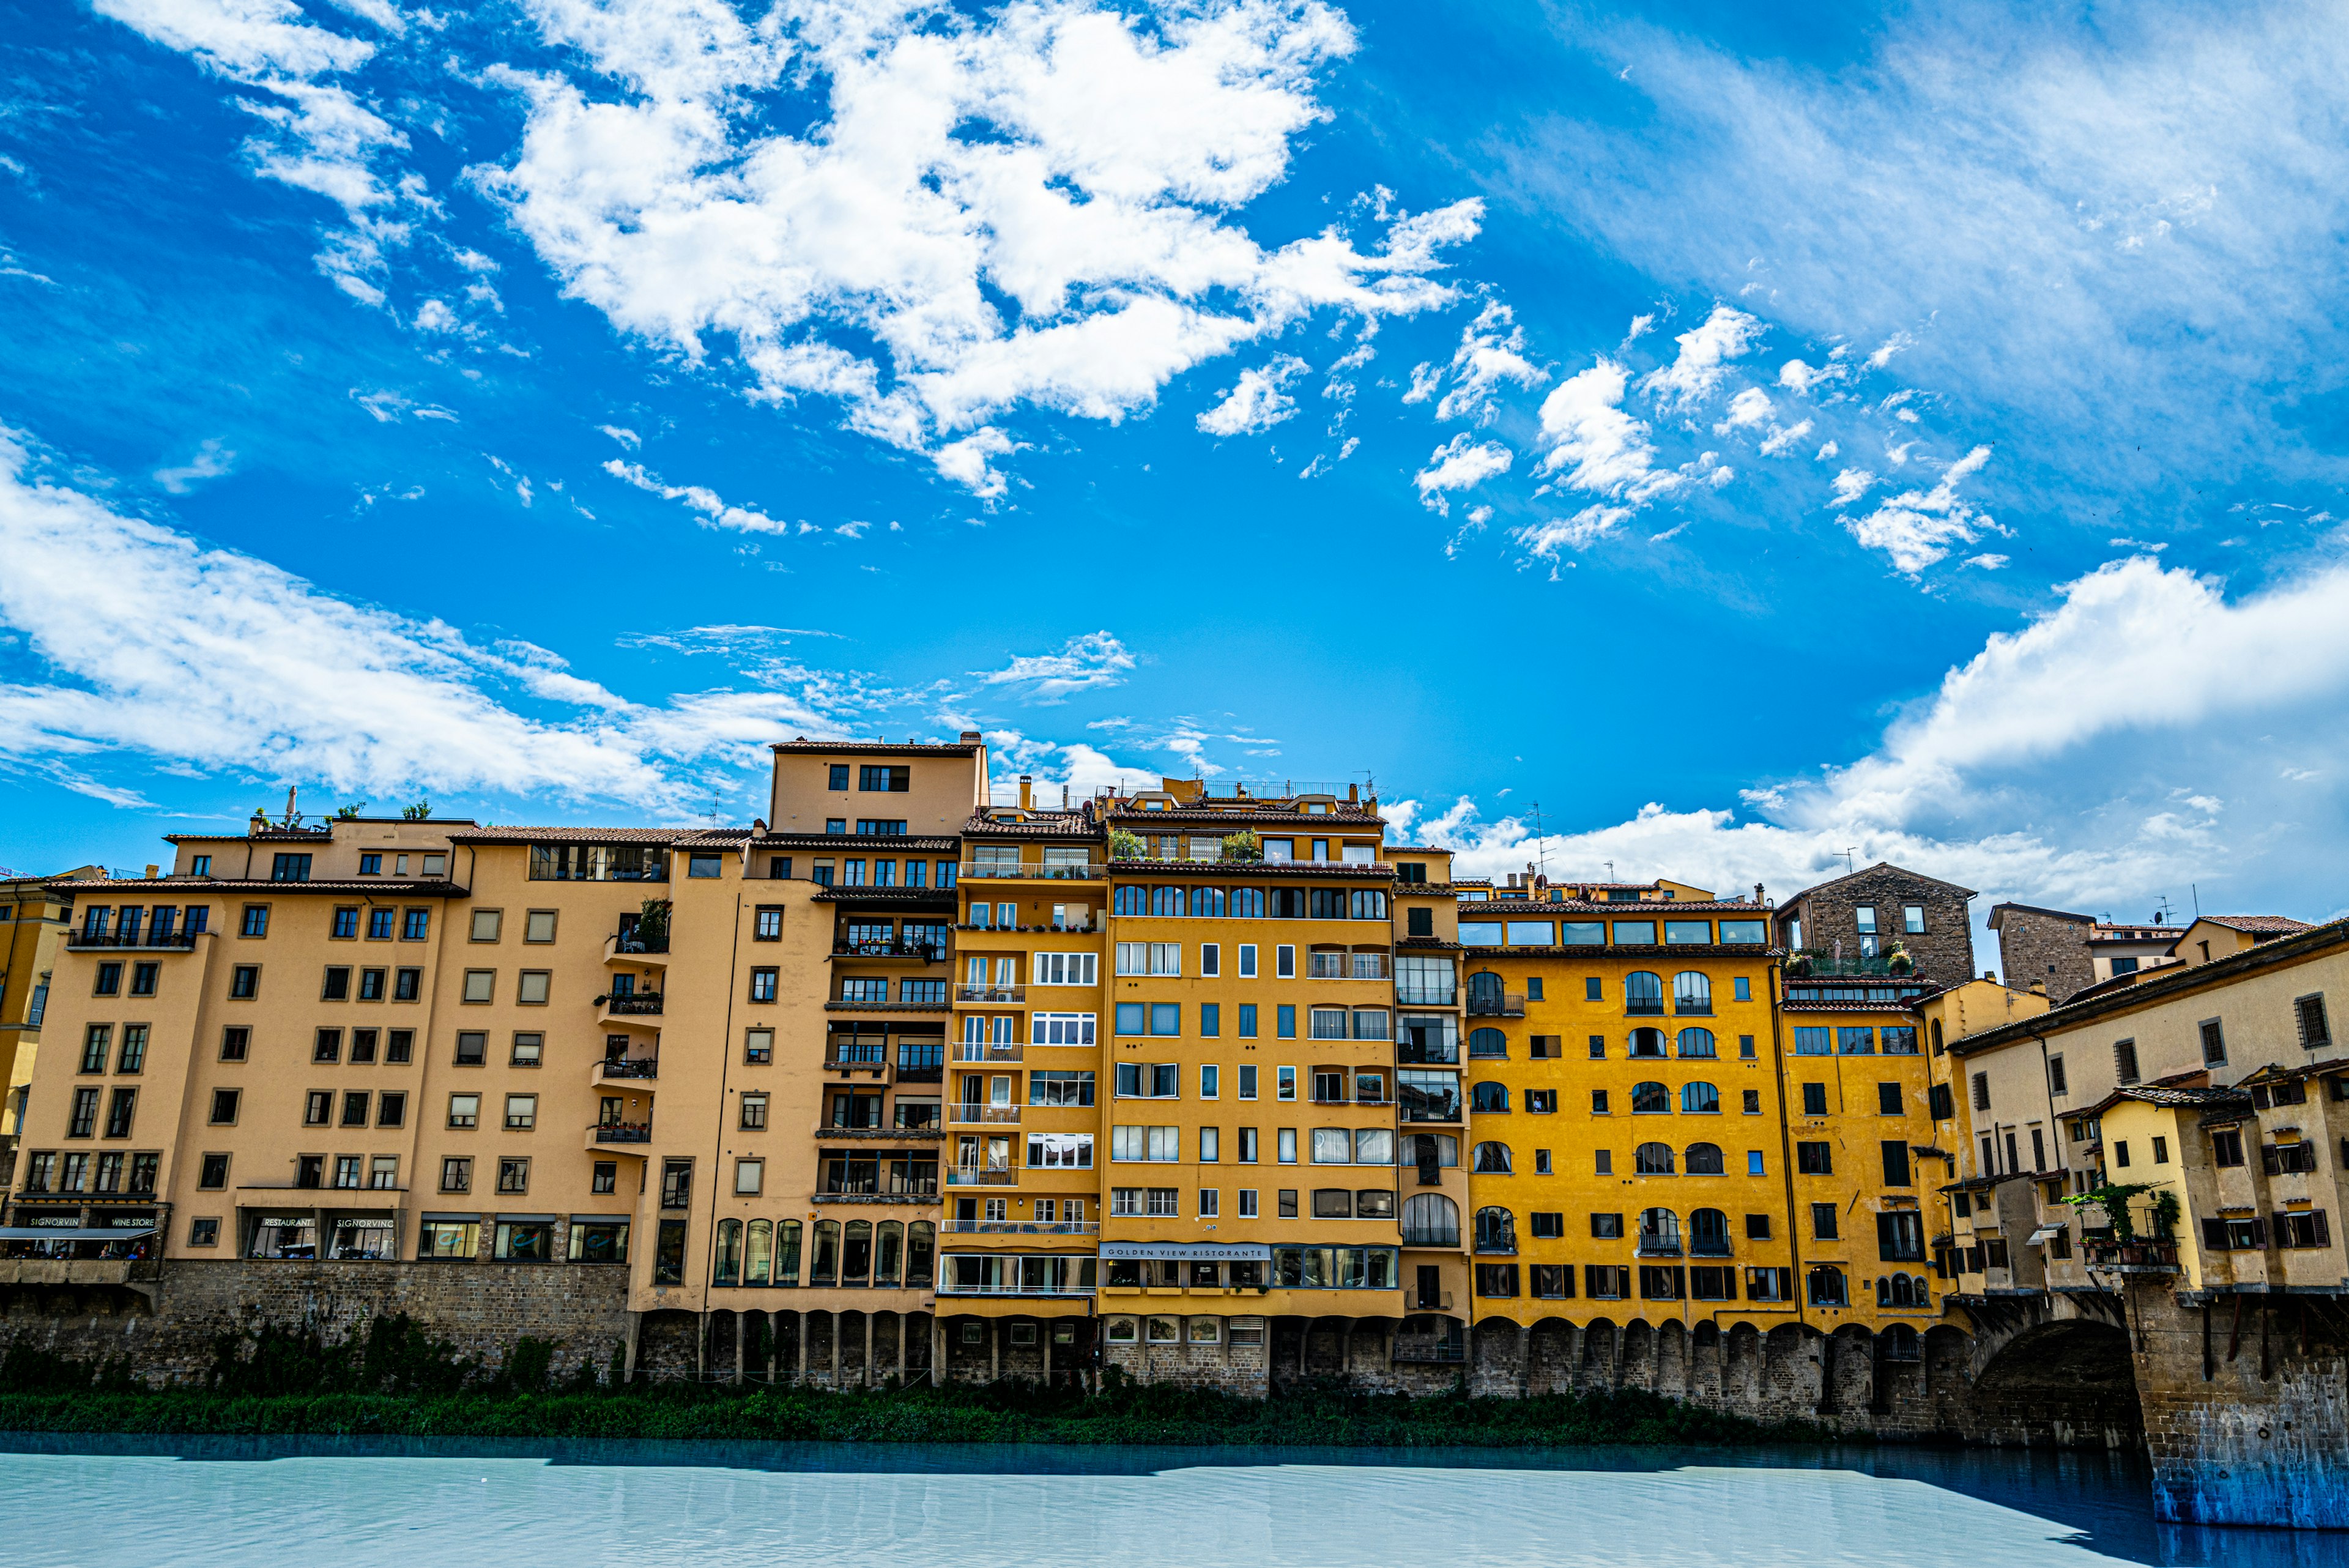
[0,1320,1838,1447]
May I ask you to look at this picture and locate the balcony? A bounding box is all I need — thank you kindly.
[943,1219,1100,1235]
[954,1041,1024,1065]
[1309,955,1391,980]
[956,984,1025,1005]
[591,1057,659,1088]
[606,931,669,966]
[1400,1224,1460,1248]
[1311,1092,1395,1107]
[960,861,1104,882]
[947,1165,1019,1187]
[2082,1238,2180,1272]
[814,1190,941,1205]
[1690,1240,1733,1258]
[1636,1239,1682,1258]
[66,930,199,952]
[1466,992,1526,1017]
[1398,1092,1461,1124]
[596,993,664,1027]
[585,1122,653,1151]
[833,939,947,962]
[823,1043,889,1074]
[949,1105,1022,1124]
[817,1121,948,1142]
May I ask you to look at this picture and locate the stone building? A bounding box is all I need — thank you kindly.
[1773,863,1977,989]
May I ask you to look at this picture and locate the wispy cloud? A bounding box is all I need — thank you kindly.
[1415,433,1512,514]
[971,631,1137,703]
[603,459,796,536]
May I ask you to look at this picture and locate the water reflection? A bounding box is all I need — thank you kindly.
[0,1434,2335,1568]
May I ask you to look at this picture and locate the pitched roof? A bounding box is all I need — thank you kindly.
[962,809,1099,839]
[446,827,688,845]
[2076,1084,2250,1118]
[1781,861,1980,908]
[772,737,981,756]
[2202,914,2316,935]
[1986,901,2093,929]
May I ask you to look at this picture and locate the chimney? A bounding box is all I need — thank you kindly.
[1019,775,1033,809]
[959,730,982,745]
[1754,883,1766,905]
[1061,784,1070,809]
[144,864,159,880]
[1348,783,1358,802]
[2029,979,2047,997]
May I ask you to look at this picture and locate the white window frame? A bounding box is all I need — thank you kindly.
[1277,944,1296,979]
[1239,1187,1260,1217]
[1033,1011,1096,1047]
[1239,943,1258,978]
[1201,942,1220,976]
[1033,951,1097,986]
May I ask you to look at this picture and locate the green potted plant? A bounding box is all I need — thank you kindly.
[634,897,672,953]
[1108,827,1146,861]
[1885,945,1915,976]
[1220,830,1263,862]
[1784,951,1814,978]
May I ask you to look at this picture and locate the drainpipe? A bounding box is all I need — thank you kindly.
[1768,959,1809,1331]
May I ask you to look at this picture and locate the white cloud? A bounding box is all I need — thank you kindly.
[1414,434,1512,514]
[971,631,1136,702]
[603,459,794,535]
[1830,467,1874,506]
[153,439,236,494]
[1962,552,2009,570]
[1402,551,2349,937]
[95,0,418,304]
[1757,417,1813,456]
[1198,355,1308,437]
[0,428,851,808]
[1533,359,1680,502]
[1814,439,1839,461]
[1713,386,1772,431]
[1838,444,1997,574]
[1638,304,1763,411]
[599,425,639,449]
[1423,301,1549,422]
[1868,331,1915,369]
[481,0,1482,491]
[1513,505,1627,561]
[931,428,1022,499]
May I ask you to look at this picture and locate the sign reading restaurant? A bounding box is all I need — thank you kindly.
[1098,1241,1272,1263]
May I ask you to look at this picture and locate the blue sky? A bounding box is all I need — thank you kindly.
[4,0,2348,950]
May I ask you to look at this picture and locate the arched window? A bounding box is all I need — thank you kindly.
[1472,1140,1513,1174]
[1631,1081,1671,1114]
[811,1219,841,1286]
[1688,1207,1730,1254]
[1676,1027,1717,1059]
[1680,1080,1721,1114]
[712,1218,743,1286]
[1806,1265,1847,1307]
[1471,1080,1510,1113]
[1468,971,1505,1012]
[744,1218,773,1285]
[1625,971,1664,1015]
[775,1219,803,1285]
[1673,971,1712,1014]
[1685,1142,1724,1175]
[874,1220,905,1287]
[1401,1192,1461,1247]
[841,1218,874,1284]
[1474,1206,1518,1254]
[906,1220,936,1287]
[1637,1206,1680,1252]
[1883,1323,1923,1362]
[1628,1027,1669,1058]
[1634,1141,1675,1175]
[1930,1019,1945,1054]
[1468,1026,1508,1058]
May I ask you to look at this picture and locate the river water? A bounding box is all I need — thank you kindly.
[2,1436,2342,1567]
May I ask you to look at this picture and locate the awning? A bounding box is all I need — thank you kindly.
[1099,1241,1269,1262]
[2025,1225,2062,1246]
[0,1226,156,1240]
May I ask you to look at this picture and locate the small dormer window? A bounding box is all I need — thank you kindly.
[1305,801,1330,814]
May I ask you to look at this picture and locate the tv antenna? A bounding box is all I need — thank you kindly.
[1531,802,1548,879]
[1841,846,1857,875]
[2152,894,2175,925]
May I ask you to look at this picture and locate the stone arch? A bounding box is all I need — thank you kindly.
[1527,1316,1578,1394]
[1655,1318,1689,1395]
[1581,1316,1619,1386]
[1724,1320,1765,1405]
[1620,1318,1657,1391]
[1968,1317,2143,1447]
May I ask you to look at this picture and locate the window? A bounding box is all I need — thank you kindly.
[1811,1203,1839,1241]
[2114,1038,2140,1085]
[462,969,495,1004]
[395,967,421,1000]
[1590,1089,1610,1114]
[509,1031,543,1068]
[750,968,779,1003]
[1882,1140,1912,1186]
[1630,1082,1670,1114]
[2297,994,2332,1050]
[1277,944,1296,978]
[401,909,430,941]
[448,1093,480,1129]
[497,1157,530,1195]
[219,1026,250,1062]
[688,853,724,879]
[455,1031,486,1065]
[1633,1142,1674,1175]
[209,1088,240,1124]
[1680,1081,1720,1114]
[229,965,260,1000]
[104,1088,138,1138]
[516,970,551,1005]
[860,764,910,791]
[1877,1082,1902,1116]
[1970,1072,1991,1110]
[1797,1142,1832,1175]
[504,1094,537,1130]
[1903,905,1926,934]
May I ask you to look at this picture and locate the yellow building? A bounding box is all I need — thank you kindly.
[1,864,103,1164]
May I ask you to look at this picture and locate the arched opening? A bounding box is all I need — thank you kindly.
[1401,1191,1460,1247]
[1970,1320,2143,1446]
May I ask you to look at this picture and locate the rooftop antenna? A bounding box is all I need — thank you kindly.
[2191,882,2200,919]
[1604,860,1615,880]
[1842,846,1857,876]
[1531,802,1548,880]
[2152,894,2174,925]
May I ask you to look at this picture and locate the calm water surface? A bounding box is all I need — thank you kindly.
[2,1435,2342,1568]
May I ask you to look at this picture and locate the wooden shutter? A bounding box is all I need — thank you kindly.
[2201,1217,2228,1250]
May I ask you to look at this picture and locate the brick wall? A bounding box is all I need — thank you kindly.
[1992,909,2096,1002]
[1781,866,1976,989]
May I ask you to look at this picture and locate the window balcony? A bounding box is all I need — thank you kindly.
[66,931,199,951]
[833,940,947,961]
[1466,993,1526,1017]
[1635,1239,1682,1258]
[591,1057,659,1088]
[607,929,669,958]
[954,1041,1023,1064]
[949,1105,1022,1124]
[960,861,1103,881]
[956,983,1026,1005]
[946,1165,1019,1187]
[596,993,664,1017]
[586,1122,653,1151]
[1690,1239,1733,1258]
[942,1219,1100,1235]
